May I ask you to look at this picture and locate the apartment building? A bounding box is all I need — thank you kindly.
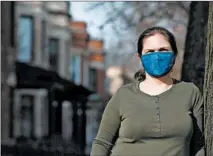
[70,21,108,154]
[2,2,92,148]
[69,21,89,85]
[70,21,106,97]
[85,39,108,154]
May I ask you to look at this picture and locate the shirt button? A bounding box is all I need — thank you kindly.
[156,128,160,132]
[152,128,158,132]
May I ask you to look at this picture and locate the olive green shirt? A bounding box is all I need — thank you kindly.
[90,80,204,156]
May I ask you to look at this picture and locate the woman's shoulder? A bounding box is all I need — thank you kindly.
[174,80,202,99]
[109,81,138,100]
[174,80,201,91]
[117,81,138,93]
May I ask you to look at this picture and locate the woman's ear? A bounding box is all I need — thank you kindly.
[136,53,144,67]
[135,53,142,66]
[136,53,141,61]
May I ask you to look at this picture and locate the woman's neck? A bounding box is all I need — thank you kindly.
[144,74,173,86]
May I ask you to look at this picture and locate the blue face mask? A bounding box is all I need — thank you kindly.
[141,51,176,78]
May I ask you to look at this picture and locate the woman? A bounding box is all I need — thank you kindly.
[90,26,204,156]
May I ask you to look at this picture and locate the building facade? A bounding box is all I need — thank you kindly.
[1,3,92,154]
[13,1,72,140]
[70,21,108,154]
[1,1,16,144]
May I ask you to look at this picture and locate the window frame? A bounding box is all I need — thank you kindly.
[41,19,47,63]
[10,2,15,47]
[12,89,48,139]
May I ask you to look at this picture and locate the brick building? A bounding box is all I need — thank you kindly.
[70,21,108,154]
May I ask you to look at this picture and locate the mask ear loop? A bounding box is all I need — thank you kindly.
[170,53,179,80]
[135,54,146,82]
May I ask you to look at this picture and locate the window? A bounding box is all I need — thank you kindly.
[70,55,81,85]
[20,95,34,137]
[89,68,97,91]
[48,38,59,71]
[41,20,47,63]
[17,15,34,63]
[68,57,73,80]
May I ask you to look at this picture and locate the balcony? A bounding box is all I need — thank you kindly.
[44,2,69,15]
[48,14,69,27]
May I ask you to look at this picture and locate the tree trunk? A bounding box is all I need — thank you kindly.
[181,2,209,91]
[204,2,213,156]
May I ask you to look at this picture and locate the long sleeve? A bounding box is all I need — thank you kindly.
[90,89,121,156]
[190,84,205,156]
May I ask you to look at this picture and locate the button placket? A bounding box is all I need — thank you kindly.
[155,96,161,135]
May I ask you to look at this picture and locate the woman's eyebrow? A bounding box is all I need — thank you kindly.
[159,47,171,50]
[144,47,171,52]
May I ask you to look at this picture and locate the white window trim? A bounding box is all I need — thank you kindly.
[13,89,48,138]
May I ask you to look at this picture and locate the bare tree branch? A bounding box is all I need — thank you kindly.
[84,2,107,11]
[174,1,190,14]
[85,1,190,32]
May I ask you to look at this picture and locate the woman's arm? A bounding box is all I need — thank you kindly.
[90,89,121,156]
[190,84,205,156]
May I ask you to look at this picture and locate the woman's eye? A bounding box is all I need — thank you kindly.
[159,49,169,52]
[146,51,154,54]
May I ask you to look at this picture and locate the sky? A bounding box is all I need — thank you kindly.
[70,2,125,51]
[70,2,104,40]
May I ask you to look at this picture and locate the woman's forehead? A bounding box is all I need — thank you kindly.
[143,34,171,49]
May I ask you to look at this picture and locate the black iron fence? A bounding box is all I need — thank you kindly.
[1,145,87,156]
[1,135,88,156]
[1,145,85,156]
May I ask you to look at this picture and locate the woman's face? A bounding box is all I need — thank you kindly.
[141,33,172,55]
